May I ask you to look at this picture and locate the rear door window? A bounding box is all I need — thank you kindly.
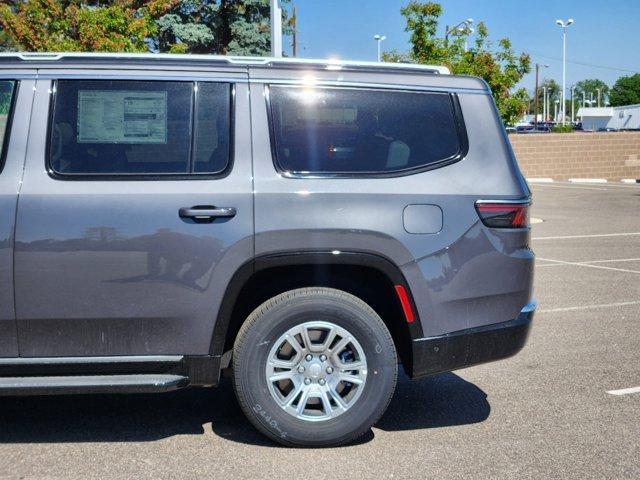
[268,86,465,175]
[0,81,17,169]
[49,80,231,177]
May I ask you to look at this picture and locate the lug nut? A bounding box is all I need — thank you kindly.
[304,378,312,385]
[305,354,313,361]
[318,379,326,386]
[319,354,327,362]
[297,366,305,373]
[326,367,333,374]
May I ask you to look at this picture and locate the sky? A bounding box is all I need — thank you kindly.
[289,0,640,94]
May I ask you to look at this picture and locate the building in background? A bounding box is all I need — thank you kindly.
[577,104,640,131]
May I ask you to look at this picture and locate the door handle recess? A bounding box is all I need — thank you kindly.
[179,206,237,222]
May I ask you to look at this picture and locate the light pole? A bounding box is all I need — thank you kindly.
[554,99,559,122]
[534,64,548,129]
[270,0,282,57]
[570,85,575,124]
[445,18,473,45]
[555,18,574,125]
[458,26,474,52]
[543,86,547,123]
[373,34,386,62]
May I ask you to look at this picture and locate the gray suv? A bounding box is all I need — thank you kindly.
[0,53,535,447]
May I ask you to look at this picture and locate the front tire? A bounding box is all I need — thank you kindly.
[232,287,397,447]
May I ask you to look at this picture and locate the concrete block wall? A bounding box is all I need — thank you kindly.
[509,132,640,181]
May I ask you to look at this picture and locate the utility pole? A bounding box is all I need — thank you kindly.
[291,5,297,57]
[270,0,282,57]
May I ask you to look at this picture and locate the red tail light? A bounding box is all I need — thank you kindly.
[475,201,530,228]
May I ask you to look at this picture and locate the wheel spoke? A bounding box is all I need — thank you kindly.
[284,381,304,407]
[335,359,365,371]
[300,326,318,353]
[269,358,296,369]
[338,372,364,385]
[330,336,351,355]
[327,387,348,411]
[319,390,335,416]
[286,334,304,356]
[296,388,311,415]
[268,370,294,383]
[320,326,338,351]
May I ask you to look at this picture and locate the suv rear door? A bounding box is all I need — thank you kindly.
[0,74,34,358]
[14,69,253,357]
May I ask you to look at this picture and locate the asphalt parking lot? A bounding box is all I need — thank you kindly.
[0,181,638,480]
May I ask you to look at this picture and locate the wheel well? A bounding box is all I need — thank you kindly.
[220,263,414,371]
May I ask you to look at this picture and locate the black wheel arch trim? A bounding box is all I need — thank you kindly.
[209,251,424,358]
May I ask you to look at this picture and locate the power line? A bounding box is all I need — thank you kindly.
[526,51,637,74]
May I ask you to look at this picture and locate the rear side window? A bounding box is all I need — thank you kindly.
[49,80,231,176]
[268,86,465,175]
[0,81,17,169]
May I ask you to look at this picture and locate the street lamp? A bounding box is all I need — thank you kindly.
[373,34,386,62]
[555,18,574,125]
[457,26,475,51]
[445,18,473,44]
[270,0,283,57]
[534,64,548,129]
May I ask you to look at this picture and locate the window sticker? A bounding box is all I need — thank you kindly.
[77,90,167,144]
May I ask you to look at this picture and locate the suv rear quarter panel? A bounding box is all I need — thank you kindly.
[250,69,533,337]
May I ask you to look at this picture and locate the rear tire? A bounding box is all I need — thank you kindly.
[232,287,397,447]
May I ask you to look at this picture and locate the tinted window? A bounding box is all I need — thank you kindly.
[0,81,17,164]
[269,86,463,174]
[50,80,231,176]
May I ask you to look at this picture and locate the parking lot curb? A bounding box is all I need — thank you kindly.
[568,178,608,183]
[621,179,640,184]
[526,178,554,183]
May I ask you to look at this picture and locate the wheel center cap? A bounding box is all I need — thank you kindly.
[308,363,322,378]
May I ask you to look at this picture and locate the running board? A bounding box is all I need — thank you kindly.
[0,374,189,396]
[0,355,221,388]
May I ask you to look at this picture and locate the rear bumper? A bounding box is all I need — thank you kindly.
[407,301,536,379]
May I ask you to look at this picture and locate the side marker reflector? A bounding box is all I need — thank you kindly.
[394,285,415,324]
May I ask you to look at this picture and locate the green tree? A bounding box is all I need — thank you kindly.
[609,73,640,107]
[0,0,178,52]
[0,82,13,114]
[385,1,531,124]
[155,0,291,55]
[574,78,609,107]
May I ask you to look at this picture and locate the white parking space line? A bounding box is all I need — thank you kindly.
[607,386,640,396]
[531,182,640,190]
[537,257,640,274]
[539,300,640,313]
[537,257,640,268]
[533,232,640,241]
[530,184,608,191]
